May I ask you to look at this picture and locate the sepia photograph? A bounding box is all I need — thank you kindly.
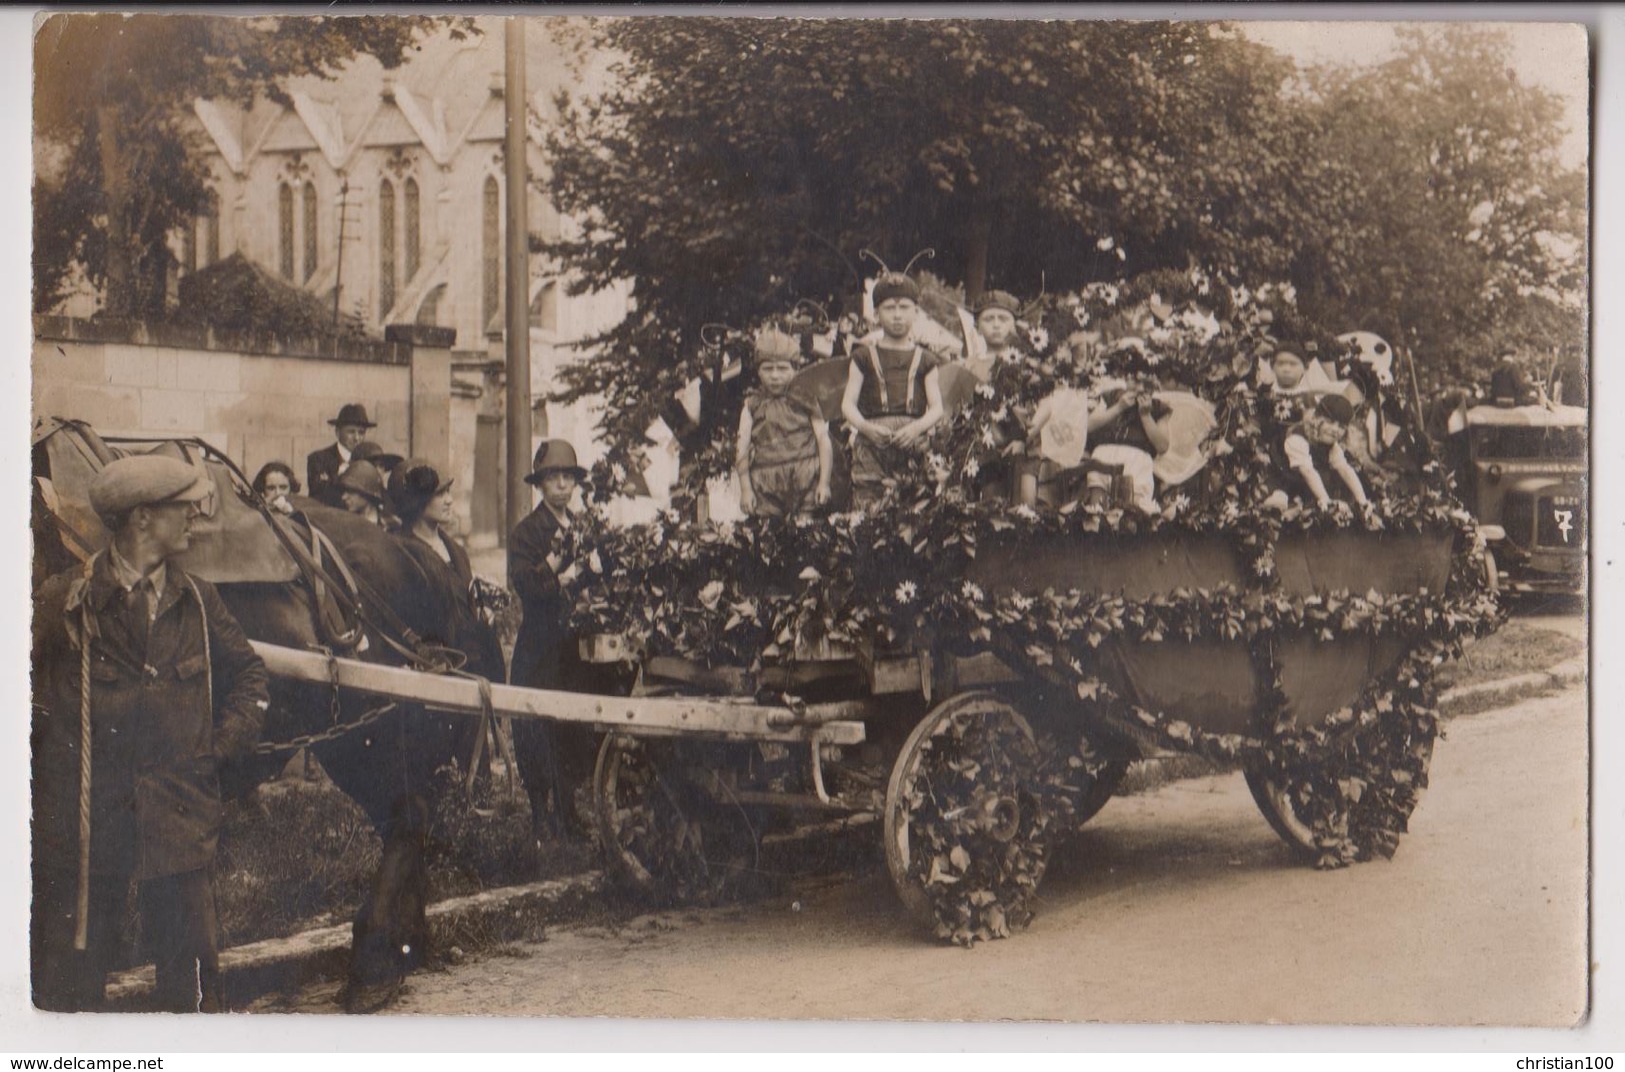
[10,5,1602,1044]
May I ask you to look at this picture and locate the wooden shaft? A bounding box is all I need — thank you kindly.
[250,641,866,746]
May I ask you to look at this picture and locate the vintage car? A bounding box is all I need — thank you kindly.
[1446,403,1587,595]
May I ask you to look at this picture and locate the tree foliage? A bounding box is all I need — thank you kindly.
[33,13,470,318]
[543,17,1317,453]
[543,18,1583,458]
[1287,25,1586,380]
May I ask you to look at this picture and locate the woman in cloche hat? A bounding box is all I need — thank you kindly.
[506,440,601,842]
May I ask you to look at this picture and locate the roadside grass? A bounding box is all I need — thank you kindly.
[1431,620,1583,693]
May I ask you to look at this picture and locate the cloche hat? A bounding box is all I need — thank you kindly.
[524,440,588,486]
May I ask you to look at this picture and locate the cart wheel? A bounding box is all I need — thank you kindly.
[884,692,1049,943]
[1244,734,1435,860]
[1242,764,1319,859]
[1064,757,1129,833]
[592,734,759,904]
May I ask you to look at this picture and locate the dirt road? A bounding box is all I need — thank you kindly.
[351,683,1586,1026]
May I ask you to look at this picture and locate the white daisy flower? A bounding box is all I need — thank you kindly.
[963,459,980,479]
[982,428,999,448]
[961,580,985,601]
[1028,327,1050,352]
[895,581,917,604]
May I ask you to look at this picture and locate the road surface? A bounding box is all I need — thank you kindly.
[271,683,1588,1025]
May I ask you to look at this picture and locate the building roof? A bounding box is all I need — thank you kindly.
[192,18,577,175]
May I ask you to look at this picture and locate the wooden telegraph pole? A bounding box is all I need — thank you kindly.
[503,16,534,538]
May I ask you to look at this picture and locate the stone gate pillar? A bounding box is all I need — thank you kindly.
[387,323,457,466]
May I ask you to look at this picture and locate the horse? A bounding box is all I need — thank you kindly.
[32,420,510,1012]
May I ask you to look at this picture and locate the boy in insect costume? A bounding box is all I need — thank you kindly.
[840,272,947,509]
[962,289,1025,384]
[736,328,833,518]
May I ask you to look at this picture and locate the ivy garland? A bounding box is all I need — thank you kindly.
[555,269,1502,941]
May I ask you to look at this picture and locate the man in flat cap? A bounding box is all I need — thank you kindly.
[307,402,377,509]
[31,455,269,1012]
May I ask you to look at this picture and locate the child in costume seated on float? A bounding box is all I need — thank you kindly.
[960,289,1025,384]
[736,328,833,518]
[1263,393,1373,515]
[840,272,946,509]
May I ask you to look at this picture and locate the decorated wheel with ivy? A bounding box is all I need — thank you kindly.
[592,734,759,904]
[1243,723,1437,864]
[1057,758,1128,835]
[884,692,1051,946]
[1043,726,1131,837]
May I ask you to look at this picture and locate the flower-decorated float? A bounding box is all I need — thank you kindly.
[561,267,1502,946]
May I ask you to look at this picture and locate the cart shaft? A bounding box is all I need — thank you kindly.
[250,641,866,745]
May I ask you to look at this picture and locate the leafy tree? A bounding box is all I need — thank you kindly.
[543,17,1310,455]
[33,13,471,318]
[1285,25,1586,379]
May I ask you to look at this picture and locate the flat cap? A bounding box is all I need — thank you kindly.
[88,455,212,520]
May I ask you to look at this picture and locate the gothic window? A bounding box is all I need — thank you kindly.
[278,183,294,279]
[302,183,319,283]
[182,219,197,275]
[404,177,421,282]
[379,179,396,317]
[205,207,220,266]
[482,176,500,331]
[530,282,559,333]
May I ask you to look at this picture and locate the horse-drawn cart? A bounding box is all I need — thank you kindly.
[34,404,1494,952]
[559,519,1465,942]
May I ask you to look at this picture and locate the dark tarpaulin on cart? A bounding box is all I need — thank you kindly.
[37,420,301,585]
[1100,632,1414,732]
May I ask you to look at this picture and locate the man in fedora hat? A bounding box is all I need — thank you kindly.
[506,440,603,841]
[307,403,378,509]
[31,455,268,1011]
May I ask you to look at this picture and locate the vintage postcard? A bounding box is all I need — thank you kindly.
[15,8,1593,1042]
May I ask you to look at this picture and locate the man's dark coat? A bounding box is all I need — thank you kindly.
[305,444,347,509]
[31,553,269,882]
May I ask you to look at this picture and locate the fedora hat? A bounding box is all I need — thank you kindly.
[328,403,377,429]
[524,440,588,486]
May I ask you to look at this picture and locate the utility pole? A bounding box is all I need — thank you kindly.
[503,17,534,538]
[333,178,350,330]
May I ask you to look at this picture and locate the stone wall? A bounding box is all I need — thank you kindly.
[32,317,472,534]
